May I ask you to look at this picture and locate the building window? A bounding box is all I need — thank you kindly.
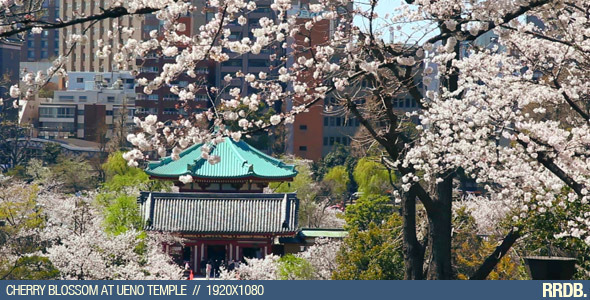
[323,137,328,146]
[336,117,341,126]
[299,146,307,151]
[221,59,242,67]
[195,94,208,101]
[299,125,307,130]
[355,119,360,126]
[40,107,75,118]
[76,78,84,83]
[324,117,328,126]
[139,66,159,73]
[148,95,159,101]
[77,109,84,115]
[27,50,35,59]
[228,31,242,40]
[163,94,179,101]
[164,108,179,115]
[254,5,271,12]
[405,98,411,107]
[335,137,341,144]
[249,59,270,68]
[58,95,75,101]
[79,96,87,102]
[329,117,335,126]
[107,96,115,102]
[329,137,335,145]
[106,111,113,116]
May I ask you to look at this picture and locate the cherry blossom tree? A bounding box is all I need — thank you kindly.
[220,238,341,280]
[4,0,590,280]
[38,191,183,280]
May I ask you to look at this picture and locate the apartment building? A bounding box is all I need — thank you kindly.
[32,72,135,141]
[59,0,142,72]
[21,0,60,62]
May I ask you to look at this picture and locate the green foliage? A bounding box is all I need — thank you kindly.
[333,215,404,280]
[25,159,51,182]
[43,143,62,165]
[0,183,43,235]
[314,144,357,181]
[5,165,27,179]
[452,207,527,280]
[352,158,392,195]
[103,195,143,235]
[344,194,393,231]
[277,254,314,280]
[324,166,350,196]
[101,151,170,192]
[50,156,96,193]
[270,162,325,227]
[512,190,590,279]
[270,161,314,194]
[98,152,170,235]
[0,183,57,279]
[1,256,59,280]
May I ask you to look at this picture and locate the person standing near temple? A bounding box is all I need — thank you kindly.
[206,260,212,280]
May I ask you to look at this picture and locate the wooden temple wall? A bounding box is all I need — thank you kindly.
[165,238,275,275]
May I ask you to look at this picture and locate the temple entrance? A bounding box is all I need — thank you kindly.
[206,245,226,277]
[242,247,262,261]
[183,246,191,262]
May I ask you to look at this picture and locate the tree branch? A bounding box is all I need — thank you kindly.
[0,6,160,38]
[470,230,521,280]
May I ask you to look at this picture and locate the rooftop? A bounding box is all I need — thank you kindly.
[138,192,299,235]
[146,138,297,181]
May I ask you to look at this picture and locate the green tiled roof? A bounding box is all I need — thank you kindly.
[278,228,348,244]
[138,192,298,234]
[145,138,297,180]
[300,228,348,238]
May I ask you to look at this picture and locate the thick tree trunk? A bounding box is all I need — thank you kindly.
[402,187,425,279]
[426,174,454,279]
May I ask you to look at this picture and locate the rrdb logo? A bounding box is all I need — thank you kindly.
[543,283,586,298]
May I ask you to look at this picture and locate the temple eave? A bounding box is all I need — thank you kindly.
[147,174,294,182]
[146,231,298,239]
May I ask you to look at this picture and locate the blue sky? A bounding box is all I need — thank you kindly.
[353,0,437,44]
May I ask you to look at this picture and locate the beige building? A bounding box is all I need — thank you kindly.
[59,0,143,72]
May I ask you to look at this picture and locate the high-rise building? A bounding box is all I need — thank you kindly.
[285,1,356,161]
[133,13,216,123]
[134,56,215,123]
[21,0,60,62]
[59,0,142,72]
[0,39,22,121]
[214,1,283,101]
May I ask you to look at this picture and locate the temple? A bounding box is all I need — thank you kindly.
[145,138,296,192]
[138,137,299,275]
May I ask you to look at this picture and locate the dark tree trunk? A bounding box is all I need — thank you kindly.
[470,230,521,280]
[402,187,425,279]
[426,174,454,279]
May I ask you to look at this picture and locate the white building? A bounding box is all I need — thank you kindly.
[36,72,136,141]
